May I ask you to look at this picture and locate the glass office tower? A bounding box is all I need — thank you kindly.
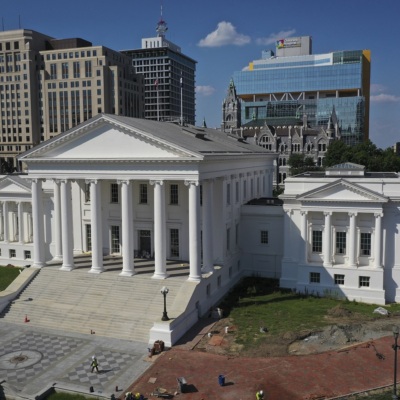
[229,37,370,145]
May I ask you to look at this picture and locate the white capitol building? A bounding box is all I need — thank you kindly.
[0,114,399,345]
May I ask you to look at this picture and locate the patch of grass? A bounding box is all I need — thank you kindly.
[219,277,400,350]
[0,265,21,291]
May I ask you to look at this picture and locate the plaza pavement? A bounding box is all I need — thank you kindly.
[1,316,399,400]
[0,320,152,399]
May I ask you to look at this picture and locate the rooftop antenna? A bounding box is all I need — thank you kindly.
[156,0,168,37]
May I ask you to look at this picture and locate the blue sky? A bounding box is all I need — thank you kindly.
[2,0,400,149]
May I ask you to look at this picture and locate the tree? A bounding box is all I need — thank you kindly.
[323,140,400,172]
[288,154,320,176]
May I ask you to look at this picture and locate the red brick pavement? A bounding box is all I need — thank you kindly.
[122,335,398,400]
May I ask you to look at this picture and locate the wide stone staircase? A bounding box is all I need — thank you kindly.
[0,259,196,343]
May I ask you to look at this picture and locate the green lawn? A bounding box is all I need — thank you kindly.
[219,277,400,350]
[0,265,21,291]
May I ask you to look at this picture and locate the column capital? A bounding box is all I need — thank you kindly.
[300,210,308,216]
[283,208,292,216]
[348,212,358,217]
[27,178,44,185]
[323,211,332,217]
[85,178,100,185]
[374,212,384,218]
[117,179,131,186]
[149,179,164,186]
[184,179,199,187]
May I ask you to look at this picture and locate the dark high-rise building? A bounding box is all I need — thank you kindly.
[122,15,196,125]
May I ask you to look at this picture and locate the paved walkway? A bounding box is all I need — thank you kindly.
[1,317,399,400]
[0,321,152,399]
[123,320,399,400]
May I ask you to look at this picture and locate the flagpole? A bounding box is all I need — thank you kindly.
[180,72,183,125]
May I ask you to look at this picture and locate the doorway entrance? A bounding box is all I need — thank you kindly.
[139,230,151,258]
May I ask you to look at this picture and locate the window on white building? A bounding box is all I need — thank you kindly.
[226,228,231,251]
[86,224,92,252]
[334,274,345,285]
[9,249,16,258]
[310,272,320,283]
[84,183,90,203]
[359,276,370,287]
[226,183,231,205]
[24,250,31,260]
[360,233,371,256]
[139,183,148,204]
[260,230,268,244]
[170,184,179,205]
[336,232,346,254]
[110,183,119,203]
[312,230,322,253]
[170,228,179,257]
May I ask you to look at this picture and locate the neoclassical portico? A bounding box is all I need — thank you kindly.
[18,114,276,280]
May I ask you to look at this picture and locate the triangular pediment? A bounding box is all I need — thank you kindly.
[0,175,31,195]
[20,115,202,162]
[297,179,388,203]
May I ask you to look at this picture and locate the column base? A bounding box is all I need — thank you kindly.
[88,267,104,274]
[187,275,201,282]
[119,270,136,277]
[152,272,169,280]
[52,255,63,261]
[60,265,74,271]
[32,262,46,269]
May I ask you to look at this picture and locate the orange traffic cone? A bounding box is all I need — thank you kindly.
[24,314,29,323]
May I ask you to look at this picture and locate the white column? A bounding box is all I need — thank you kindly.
[31,179,46,268]
[187,180,201,281]
[0,207,3,241]
[202,179,214,273]
[348,212,357,267]
[323,212,332,267]
[18,202,24,244]
[60,179,74,271]
[3,201,9,243]
[11,211,18,242]
[120,180,135,276]
[374,212,383,268]
[88,179,104,274]
[282,209,292,261]
[151,180,167,279]
[300,210,308,264]
[53,180,62,260]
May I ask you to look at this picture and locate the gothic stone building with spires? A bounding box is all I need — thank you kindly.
[222,80,340,186]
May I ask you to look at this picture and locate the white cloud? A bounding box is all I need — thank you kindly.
[370,83,386,94]
[371,93,400,103]
[196,85,215,96]
[198,21,251,47]
[256,29,296,46]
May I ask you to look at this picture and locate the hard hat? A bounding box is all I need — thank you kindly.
[92,355,96,359]
[260,390,263,394]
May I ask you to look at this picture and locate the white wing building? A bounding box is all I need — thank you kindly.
[280,163,400,305]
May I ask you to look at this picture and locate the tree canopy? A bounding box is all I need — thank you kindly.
[288,153,322,176]
[323,140,400,172]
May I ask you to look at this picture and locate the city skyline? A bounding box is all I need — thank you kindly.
[2,0,400,149]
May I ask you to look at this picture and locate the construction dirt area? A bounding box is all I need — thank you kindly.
[193,305,400,358]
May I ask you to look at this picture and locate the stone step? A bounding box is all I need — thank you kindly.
[0,262,192,343]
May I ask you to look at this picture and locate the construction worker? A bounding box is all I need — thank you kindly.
[91,355,99,373]
[256,389,264,399]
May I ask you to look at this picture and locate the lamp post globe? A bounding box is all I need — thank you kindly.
[161,286,169,321]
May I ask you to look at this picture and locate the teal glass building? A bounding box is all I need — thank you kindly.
[229,38,370,145]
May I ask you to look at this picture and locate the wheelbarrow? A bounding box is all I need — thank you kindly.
[150,387,173,398]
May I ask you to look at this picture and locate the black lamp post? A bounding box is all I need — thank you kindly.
[393,326,400,400]
[161,286,169,321]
